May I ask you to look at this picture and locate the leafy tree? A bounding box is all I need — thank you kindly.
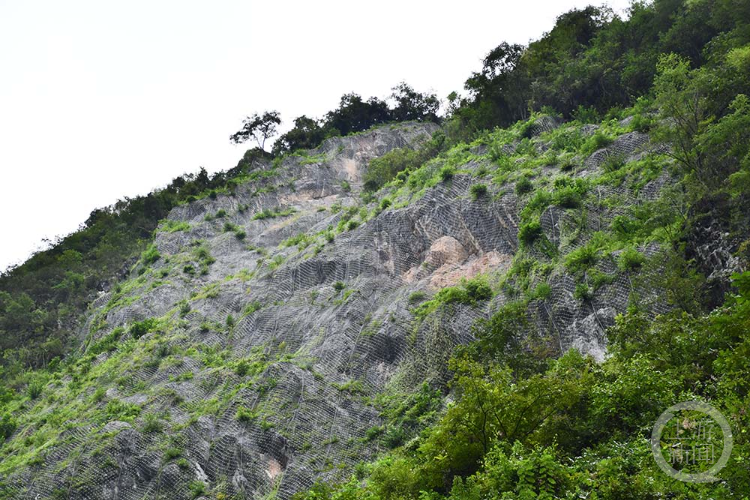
[324,93,390,136]
[393,351,593,494]
[652,54,712,185]
[525,6,614,111]
[696,93,750,190]
[272,115,326,155]
[459,42,528,131]
[229,110,282,150]
[389,82,440,122]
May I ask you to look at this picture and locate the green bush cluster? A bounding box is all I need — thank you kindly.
[618,247,646,271]
[283,233,313,249]
[564,244,599,274]
[364,131,446,192]
[129,318,158,339]
[551,177,587,209]
[142,412,164,433]
[439,166,455,182]
[88,327,124,355]
[518,221,542,247]
[601,153,626,172]
[469,183,488,199]
[0,413,16,441]
[574,282,593,302]
[159,220,191,233]
[581,131,614,156]
[414,276,493,319]
[295,271,750,500]
[253,207,296,220]
[141,245,160,266]
[235,406,256,423]
[515,177,533,195]
[105,399,141,422]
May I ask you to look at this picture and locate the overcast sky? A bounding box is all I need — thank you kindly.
[0,0,632,271]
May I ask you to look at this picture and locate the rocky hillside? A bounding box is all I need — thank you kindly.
[1,111,722,499]
[4,2,750,497]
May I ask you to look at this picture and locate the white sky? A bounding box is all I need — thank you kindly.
[0,0,632,271]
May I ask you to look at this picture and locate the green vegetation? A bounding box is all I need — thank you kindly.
[564,242,600,274]
[243,301,263,316]
[142,412,164,433]
[408,291,427,304]
[282,233,314,249]
[469,183,488,199]
[268,255,285,270]
[235,406,256,423]
[618,246,646,271]
[286,2,750,497]
[294,272,750,500]
[517,220,542,247]
[0,413,16,441]
[0,161,250,370]
[189,481,206,498]
[253,207,296,220]
[141,245,161,266]
[26,380,43,400]
[551,177,587,209]
[105,399,141,422]
[129,318,159,339]
[439,166,455,182]
[271,83,440,156]
[158,220,191,233]
[191,244,216,275]
[414,276,492,319]
[574,282,593,302]
[364,131,445,191]
[514,176,533,195]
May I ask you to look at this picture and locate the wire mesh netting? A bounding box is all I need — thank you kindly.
[2,121,682,499]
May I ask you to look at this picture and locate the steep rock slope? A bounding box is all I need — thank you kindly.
[1,119,684,499]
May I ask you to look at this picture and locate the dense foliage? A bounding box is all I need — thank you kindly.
[0,162,265,374]
[291,271,750,499]
[271,83,440,156]
[229,111,282,149]
[288,0,750,498]
[451,0,750,134]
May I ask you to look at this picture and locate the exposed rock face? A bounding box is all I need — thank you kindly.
[425,236,468,268]
[2,120,707,499]
[428,250,512,290]
[685,193,747,308]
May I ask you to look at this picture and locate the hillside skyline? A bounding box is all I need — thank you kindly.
[0,0,632,271]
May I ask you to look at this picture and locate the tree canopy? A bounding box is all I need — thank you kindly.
[229,110,281,149]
